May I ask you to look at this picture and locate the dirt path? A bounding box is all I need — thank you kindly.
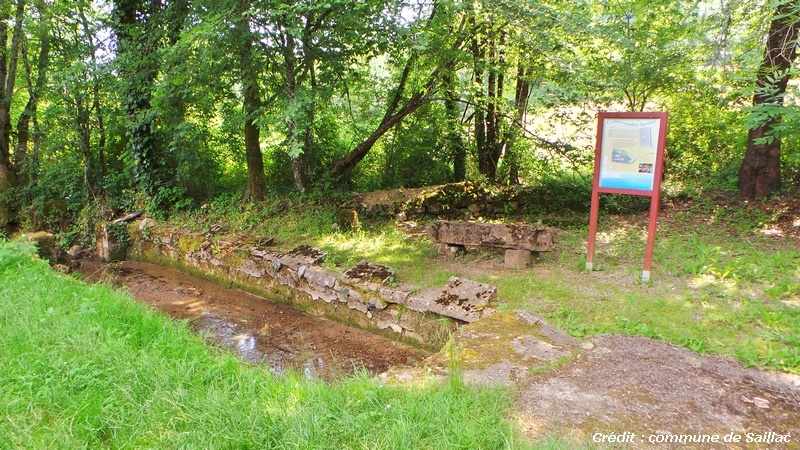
[516,334,800,449]
[78,260,427,381]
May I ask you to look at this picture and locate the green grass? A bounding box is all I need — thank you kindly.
[0,240,529,449]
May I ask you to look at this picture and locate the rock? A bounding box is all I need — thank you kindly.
[138,218,157,230]
[428,220,560,252]
[97,223,130,263]
[406,289,437,313]
[282,245,327,269]
[753,397,770,409]
[19,231,56,263]
[439,243,466,258]
[504,249,532,269]
[515,311,582,346]
[337,209,360,231]
[427,277,496,322]
[239,259,265,278]
[341,260,395,291]
[428,311,585,385]
[68,245,84,258]
[347,298,369,314]
[378,286,411,304]
[467,203,482,214]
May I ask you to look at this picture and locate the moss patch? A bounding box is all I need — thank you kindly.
[431,311,582,372]
[178,235,205,253]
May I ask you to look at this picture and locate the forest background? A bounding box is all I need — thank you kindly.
[0,0,798,239]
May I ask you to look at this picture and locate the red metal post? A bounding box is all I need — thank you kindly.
[586,189,600,271]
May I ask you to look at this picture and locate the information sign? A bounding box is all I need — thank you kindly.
[586,112,668,281]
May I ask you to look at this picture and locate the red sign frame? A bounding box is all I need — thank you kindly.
[586,111,669,281]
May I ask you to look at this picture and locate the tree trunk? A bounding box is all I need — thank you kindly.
[1,0,25,168]
[330,65,448,180]
[471,27,487,179]
[506,63,531,186]
[234,0,266,202]
[0,0,25,227]
[282,29,309,193]
[243,84,266,201]
[114,0,165,200]
[478,30,506,181]
[444,69,466,182]
[739,1,799,198]
[300,18,317,191]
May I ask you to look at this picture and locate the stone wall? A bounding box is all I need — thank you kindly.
[128,222,497,350]
[348,181,589,221]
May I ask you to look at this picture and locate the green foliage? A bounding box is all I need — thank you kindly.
[355,105,456,191]
[0,241,524,448]
[15,154,86,232]
[104,221,131,248]
[664,88,748,191]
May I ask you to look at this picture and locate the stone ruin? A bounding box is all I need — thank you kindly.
[428,220,562,269]
[347,180,590,221]
[127,223,498,349]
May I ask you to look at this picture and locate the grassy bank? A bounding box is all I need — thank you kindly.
[0,241,526,449]
[172,191,800,373]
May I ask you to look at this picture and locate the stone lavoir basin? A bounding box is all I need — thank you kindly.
[78,259,428,380]
[82,220,508,381]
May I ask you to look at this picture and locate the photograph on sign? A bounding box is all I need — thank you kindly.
[598,118,662,191]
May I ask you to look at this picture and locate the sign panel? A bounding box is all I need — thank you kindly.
[586,112,668,281]
[598,118,662,191]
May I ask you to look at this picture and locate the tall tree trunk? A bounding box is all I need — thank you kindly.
[300,17,317,191]
[1,0,25,165]
[471,25,487,179]
[282,29,309,193]
[739,1,799,198]
[444,69,466,182]
[243,84,265,201]
[506,63,531,186]
[114,0,165,201]
[78,8,105,194]
[233,0,266,202]
[0,0,25,227]
[478,30,506,181]
[484,40,498,180]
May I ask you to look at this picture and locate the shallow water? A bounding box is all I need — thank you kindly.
[79,259,427,380]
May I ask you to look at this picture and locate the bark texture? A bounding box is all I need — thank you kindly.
[739,1,799,198]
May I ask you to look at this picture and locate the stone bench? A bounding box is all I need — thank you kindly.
[427,220,560,269]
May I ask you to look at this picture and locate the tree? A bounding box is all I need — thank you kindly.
[232,0,267,201]
[113,0,177,208]
[0,0,25,227]
[330,0,467,182]
[739,0,799,198]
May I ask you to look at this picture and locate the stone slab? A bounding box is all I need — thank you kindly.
[341,260,395,291]
[428,220,558,252]
[427,277,496,322]
[281,245,327,269]
[504,249,532,269]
